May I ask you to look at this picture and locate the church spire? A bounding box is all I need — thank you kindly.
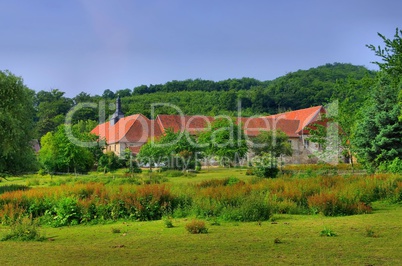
[110,95,125,125]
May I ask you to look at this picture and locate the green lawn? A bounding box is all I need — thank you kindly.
[1,168,401,265]
[0,202,401,265]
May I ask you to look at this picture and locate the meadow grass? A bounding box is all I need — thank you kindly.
[0,202,401,265]
[0,167,401,264]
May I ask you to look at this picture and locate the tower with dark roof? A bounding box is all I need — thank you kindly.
[110,96,125,125]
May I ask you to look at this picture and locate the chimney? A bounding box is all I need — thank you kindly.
[110,96,125,125]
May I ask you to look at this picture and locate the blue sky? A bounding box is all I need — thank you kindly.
[0,0,401,97]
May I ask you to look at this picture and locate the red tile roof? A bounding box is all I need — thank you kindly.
[157,115,214,135]
[91,114,162,144]
[265,106,324,133]
[237,117,300,137]
[91,106,325,151]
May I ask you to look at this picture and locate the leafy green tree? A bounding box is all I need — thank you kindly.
[352,75,402,172]
[71,92,98,122]
[137,129,200,171]
[251,130,292,177]
[307,123,328,151]
[159,129,200,170]
[198,118,248,166]
[116,88,132,98]
[0,70,38,175]
[39,125,95,174]
[71,121,105,163]
[137,140,161,171]
[102,89,115,99]
[73,92,91,104]
[98,151,122,173]
[331,75,376,165]
[35,89,74,137]
[122,148,142,173]
[38,131,57,176]
[252,130,292,160]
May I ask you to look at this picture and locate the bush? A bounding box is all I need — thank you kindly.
[320,227,337,237]
[245,168,254,175]
[378,158,402,173]
[127,160,142,173]
[26,178,40,187]
[163,217,174,228]
[98,152,123,173]
[0,185,30,195]
[365,226,378,238]
[111,228,121,234]
[162,170,184,178]
[196,177,244,188]
[221,193,272,222]
[1,216,46,241]
[46,197,81,227]
[254,166,279,178]
[227,176,242,186]
[185,220,208,234]
[307,192,372,216]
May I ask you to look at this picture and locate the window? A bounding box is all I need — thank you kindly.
[304,139,309,148]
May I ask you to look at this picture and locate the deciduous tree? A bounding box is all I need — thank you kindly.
[251,130,292,177]
[198,118,248,166]
[0,70,38,174]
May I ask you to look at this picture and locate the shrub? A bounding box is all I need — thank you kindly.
[254,166,279,178]
[185,220,208,234]
[127,160,142,174]
[209,218,221,226]
[163,217,174,228]
[98,152,123,173]
[196,177,244,188]
[171,195,193,218]
[378,158,402,173]
[320,227,337,237]
[0,203,26,225]
[47,197,81,227]
[124,184,175,221]
[245,168,254,175]
[227,176,242,186]
[1,216,46,241]
[196,179,228,188]
[162,170,184,178]
[365,226,379,238]
[221,193,272,222]
[307,192,372,216]
[0,185,30,195]
[26,178,40,187]
[392,180,402,203]
[111,228,121,234]
[143,172,167,184]
[195,163,201,171]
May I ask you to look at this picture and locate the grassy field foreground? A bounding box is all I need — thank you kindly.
[0,202,401,265]
[0,167,401,265]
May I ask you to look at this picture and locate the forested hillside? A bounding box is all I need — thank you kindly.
[118,63,376,117]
